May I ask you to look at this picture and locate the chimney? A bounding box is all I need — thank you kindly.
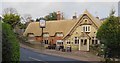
[72,12,77,19]
[96,16,99,19]
[57,11,61,20]
[61,12,64,20]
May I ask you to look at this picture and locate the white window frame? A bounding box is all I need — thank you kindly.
[44,39,49,44]
[56,33,63,37]
[66,40,70,44]
[43,33,49,37]
[74,37,79,44]
[81,25,91,32]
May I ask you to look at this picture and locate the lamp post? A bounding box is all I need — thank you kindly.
[39,18,46,49]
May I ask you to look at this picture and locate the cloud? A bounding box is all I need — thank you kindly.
[1,2,118,19]
[2,0,119,2]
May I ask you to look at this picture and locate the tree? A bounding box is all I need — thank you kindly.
[22,14,32,22]
[36,12,57,21]
[2,14,20,28]
[45,12,57,21]
[3,8,18,15]
[36,17,45,22]
[97,10,120,61]
[2,8,21,29]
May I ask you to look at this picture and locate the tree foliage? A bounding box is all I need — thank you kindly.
[97,11,120,60]
[44,12,57,21]
[22,14,32,22]
[2,23,20,62]
[2,14,20,28]
[36,12,57,21]
[2,8,26,29]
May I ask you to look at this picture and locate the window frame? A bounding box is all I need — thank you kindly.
[84,39,87,45]
[56,33,63,37]
[45,40,49,44]
[81,25,91,32]
[43,33,49,37]
[74,37,79,44]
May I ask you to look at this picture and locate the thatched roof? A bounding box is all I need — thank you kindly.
[23,19,77,37]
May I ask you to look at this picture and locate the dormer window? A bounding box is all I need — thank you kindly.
[56,32,63,37]
[43,33,49,37]
[28,33,34,37]
[81,25,90,32]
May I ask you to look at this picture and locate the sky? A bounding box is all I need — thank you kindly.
[1,0,119,20]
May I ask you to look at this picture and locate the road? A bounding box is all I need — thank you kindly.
[20,47,90,63]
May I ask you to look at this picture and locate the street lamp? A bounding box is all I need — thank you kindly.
[39,18,46,49]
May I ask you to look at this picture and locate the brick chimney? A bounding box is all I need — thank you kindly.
[57,11,61,20]
[96,16,99,19]
[61,12,64,20]
[72,12,77,19]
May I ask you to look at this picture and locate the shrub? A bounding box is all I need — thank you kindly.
[2,23,20,63]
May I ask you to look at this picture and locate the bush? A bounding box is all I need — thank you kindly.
[2,23,20,62]
[90,44,103,56]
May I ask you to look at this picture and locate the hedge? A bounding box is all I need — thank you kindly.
[2,23,20,63]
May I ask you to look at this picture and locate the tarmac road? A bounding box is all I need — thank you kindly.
[20,47,90,63]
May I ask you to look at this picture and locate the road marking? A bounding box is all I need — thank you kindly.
[29,57,42,61]
[28,57,48,63]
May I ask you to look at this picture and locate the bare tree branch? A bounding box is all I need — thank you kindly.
[3,7,18,15]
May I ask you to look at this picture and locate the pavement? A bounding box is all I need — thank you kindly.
[20,43,103,62]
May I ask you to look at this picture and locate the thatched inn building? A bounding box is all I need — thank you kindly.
[23,10,102,51]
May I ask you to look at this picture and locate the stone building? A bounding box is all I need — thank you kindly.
[23,10,102,51]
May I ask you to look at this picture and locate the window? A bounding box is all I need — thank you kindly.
[57,42,63,44]
[92,40,94,44]
[86,26,87,31]
[92,37,98,45]
[56,33,63,37]
[84,39,87,45]
[56,40,63,45]
[88,27,90,31]
[95,40,98,44]
[82,25,90,32]
[28,33,34,37]
[83,27,85,32]
[75,37,79,44]
[81,39,83,46]
[67,42,70,44]
[43,33,49,37]
[45,40,48,44]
